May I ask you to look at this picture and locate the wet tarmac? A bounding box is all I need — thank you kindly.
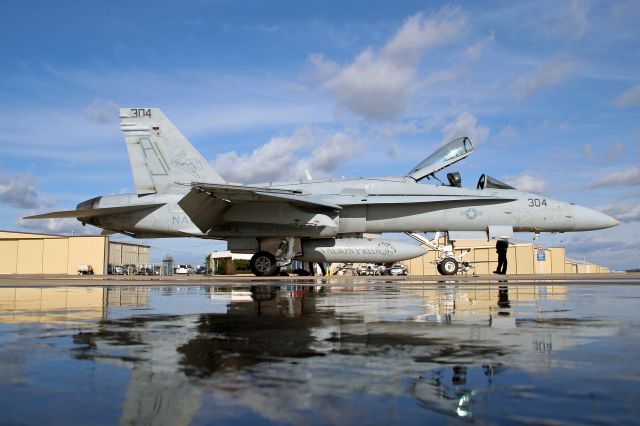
[1,281,639,425]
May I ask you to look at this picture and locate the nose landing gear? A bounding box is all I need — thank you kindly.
[438,257,459,275]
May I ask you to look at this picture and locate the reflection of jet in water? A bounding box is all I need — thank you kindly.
[26,108,619,276]
[52,284,616,423]
[73,312,204,426]
[410,363,510,419]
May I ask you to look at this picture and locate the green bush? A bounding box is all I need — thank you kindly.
[215,259,227,275]
[233,259,250,273]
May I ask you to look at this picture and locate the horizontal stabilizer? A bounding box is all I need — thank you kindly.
[24,203,165,220]
[190,182,342,210]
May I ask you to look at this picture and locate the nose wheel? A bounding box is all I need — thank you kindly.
[439,257,459,275]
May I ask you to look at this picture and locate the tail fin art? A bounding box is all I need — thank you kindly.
[120,108,225,194]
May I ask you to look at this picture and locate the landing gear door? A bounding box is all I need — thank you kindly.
[407,137,474,182]
[489,225,513,240]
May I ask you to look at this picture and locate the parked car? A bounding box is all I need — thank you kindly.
[389,264,408,276]
[77,264,93,275]
[108,264,126,275]
[174,264,194,275]
[137,267,154,275]
[195,266,210,275]
[122,264,138,275]
[356,263,385,276]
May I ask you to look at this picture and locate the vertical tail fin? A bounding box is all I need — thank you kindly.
[120,108,225,194]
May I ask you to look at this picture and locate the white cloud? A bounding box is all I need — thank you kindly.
[587,165,640,188]
[0,174,39,209]
[513,58,577,100]
[503,172,548,193]
[85,98,119,124]
[386,141,399,157]
[598,201,640,222]
[371,117,440,140]
[306,132,360,175]
[462,33,495,62]
[212,128,361,183]
[16,216,98,235]
[441,112,489,145]
[614,84,640,108]
[547,0,590,40]
[494,125,519,142]
[558,229,640,270]
[603,142,624,161]
[381,8,466,63]
[311,8,467,119]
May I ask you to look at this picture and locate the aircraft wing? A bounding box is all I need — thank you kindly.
[23,203,165,219]
[189,182,343,210]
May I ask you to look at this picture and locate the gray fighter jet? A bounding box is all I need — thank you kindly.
[26,108,619,276]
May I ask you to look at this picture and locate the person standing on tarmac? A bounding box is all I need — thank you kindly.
[495,239,509,275]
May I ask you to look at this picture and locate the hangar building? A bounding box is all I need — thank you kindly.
[403,238,610,275]
[0,230,150,275]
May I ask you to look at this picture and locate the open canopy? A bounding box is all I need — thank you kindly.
[407,137,474,182]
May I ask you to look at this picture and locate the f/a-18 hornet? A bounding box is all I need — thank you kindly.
[26,108,619,276]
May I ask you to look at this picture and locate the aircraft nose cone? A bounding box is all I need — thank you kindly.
[572,205,620,230]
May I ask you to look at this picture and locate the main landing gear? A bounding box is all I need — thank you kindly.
[250,251,278,276]
[249,252,326,277]
[250,238,327,277]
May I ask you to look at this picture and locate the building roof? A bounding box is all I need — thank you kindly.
[210,250,252,260]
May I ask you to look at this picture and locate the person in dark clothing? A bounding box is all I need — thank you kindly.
[494,239,509,274]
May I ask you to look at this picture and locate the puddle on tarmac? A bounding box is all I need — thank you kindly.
[0,283,639,425]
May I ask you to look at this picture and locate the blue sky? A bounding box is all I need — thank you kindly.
[1,0,639,269]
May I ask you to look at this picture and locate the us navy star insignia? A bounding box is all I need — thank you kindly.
[462,207,482,220]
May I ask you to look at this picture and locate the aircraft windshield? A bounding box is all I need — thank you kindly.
[476,174,515,190]
[407,137,474,182]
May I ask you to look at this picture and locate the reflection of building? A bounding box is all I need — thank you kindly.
[403,239,610,275]
[0,230,150,275]
[0,287,150,323]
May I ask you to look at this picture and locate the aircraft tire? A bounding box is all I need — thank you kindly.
[440,258,458,275]
[436,263,444,275]
[250,251,278,276]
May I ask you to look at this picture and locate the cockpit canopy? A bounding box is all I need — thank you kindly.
[476,174,515,190]
[407,137,474,182]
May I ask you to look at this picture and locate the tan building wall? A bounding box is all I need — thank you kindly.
[17,239,44,274]
[0,231,149,275]
[404,238,609,276]
[43,239,69,274]
[0,240,18,274]
[108,241,151,266]
[68,237,109,275]
[109,243,123,265]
